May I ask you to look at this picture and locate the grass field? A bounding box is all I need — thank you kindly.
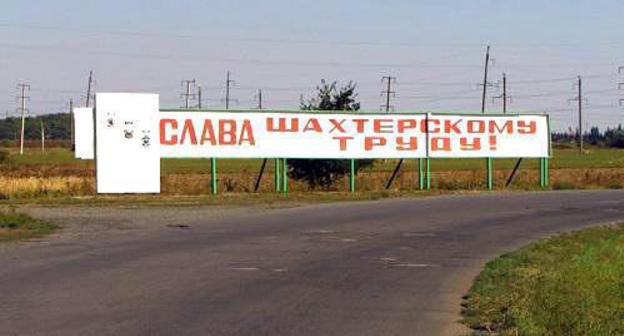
[462,224,624,335]
[0,210,59,242]
[3,147,624,173]
[0,147,622,199]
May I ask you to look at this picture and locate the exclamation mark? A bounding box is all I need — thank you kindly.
[489,136,498,151]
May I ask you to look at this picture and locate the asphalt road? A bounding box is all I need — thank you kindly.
[2,190,624,336]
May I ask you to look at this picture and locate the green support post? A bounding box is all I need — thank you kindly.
[274,158,281,192]
[210,158,218,195]
[418,158,424,190]
[350,159,356,193]
[539,158,549,188]
[282,158,288,193]
[425,158,431,190]
[544,158,549,186]
[486,158,493,190]
[539,158,544,188]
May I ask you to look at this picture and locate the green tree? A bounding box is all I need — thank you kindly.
[288,80,374,189]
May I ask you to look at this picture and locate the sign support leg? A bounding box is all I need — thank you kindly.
[385,159,404,190]
[274,158,281,193]
[486,158,493,190]
[425,158,431,190]
[540,158,545,188]
[254,159,268,193]
[282,159,288,194]
[544,158,549,186]
[211,158,217,195]
[350,159,356,193]
[505,158,523,188]
[418,158,424,190]
[539,158,549,188]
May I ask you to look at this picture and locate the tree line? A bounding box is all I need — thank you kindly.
[552,126,624,148]
[0,113,71,141]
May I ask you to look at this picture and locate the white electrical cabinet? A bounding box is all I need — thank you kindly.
[95,93,160,194]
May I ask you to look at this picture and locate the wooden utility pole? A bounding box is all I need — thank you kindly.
[17,83,30,155]
[481,46,491,113]
[86,71,94,107]
[69,99,75,151]
[480,45,493,190]
[254,89,268,192]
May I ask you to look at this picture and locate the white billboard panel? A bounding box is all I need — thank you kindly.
[73,107,94,159]
[159,112,550,159]
[426,114,550,158]
[95,93,160,194]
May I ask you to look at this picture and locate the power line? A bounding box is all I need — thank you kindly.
[4,23,623,49]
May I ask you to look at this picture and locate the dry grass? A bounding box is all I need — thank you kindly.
[0,167,622,199]
[0,176,94,199]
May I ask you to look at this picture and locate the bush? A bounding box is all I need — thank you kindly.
[288,80,375,188]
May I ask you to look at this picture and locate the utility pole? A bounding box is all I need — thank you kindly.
[618,66,624,108]
[40,120,45,153]
[224,71,235,110]
[69,99,75,151]
[256,89,263,109]
[480,45,492,113]
[493,73,511,114]
[85,71,95,107]
[479,45,495,190]
[568,76,586,153]
[181,79,196,109]
[254,88,268,192]
[17,83,30,155]
[381,76,396,112]
[577,76,583,153]
[197,85,202,109]
[502,73,507,114]
[381,75,403,190]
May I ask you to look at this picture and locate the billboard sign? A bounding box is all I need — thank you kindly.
[159,111,550,159]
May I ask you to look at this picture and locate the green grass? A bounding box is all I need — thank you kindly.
[0,210,59,242]
[4,147,624,173]
[462,224,624,335]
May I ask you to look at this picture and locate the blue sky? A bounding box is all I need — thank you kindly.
[1,0,623,131]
